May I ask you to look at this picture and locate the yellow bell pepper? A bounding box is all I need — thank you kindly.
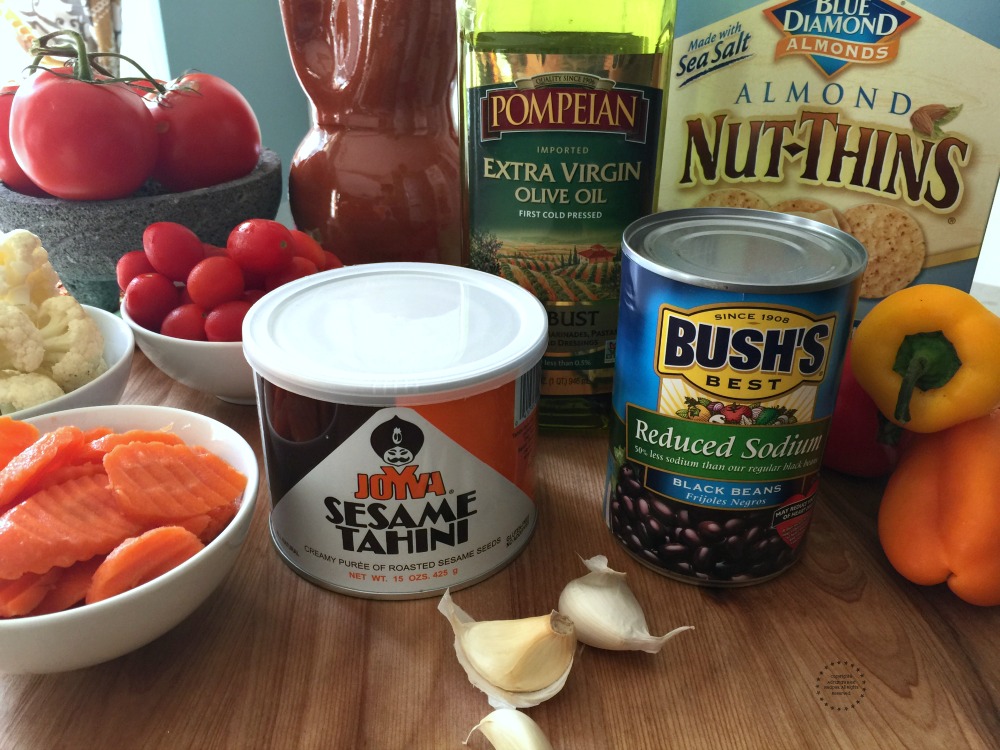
[851,284,1000,433]
[878,409,1000,606]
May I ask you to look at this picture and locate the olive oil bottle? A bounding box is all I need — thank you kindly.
[458,1,677,429]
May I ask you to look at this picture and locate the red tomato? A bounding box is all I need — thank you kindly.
[116,250,156,292]
[205,300,252,342]
[143,222,205,281]
[9,70,158,200]
[289,229,326,269]
[123,273,180,332]
[160,304,208,340]
[226,219,294,276]
[145,73,262,192]
[186,256,245,308]
[265,256,319,291]
[0,84,48,197]
[322,250,344,270]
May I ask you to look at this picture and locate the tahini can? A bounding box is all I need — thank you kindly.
[243,263,547,599]
[605,208,867,585]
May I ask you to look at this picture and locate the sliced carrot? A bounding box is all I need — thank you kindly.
[86,526,204,604]
[0,417,40,470]
[0,473,143,580]
[104,442,247,525]
[0,426,86,514]
[81,426,114,442]
[0,568,62,618]
[27,461,107,494]
[177,501,239,544]
[29,557,104,616]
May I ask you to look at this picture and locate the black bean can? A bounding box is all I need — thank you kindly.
[605,208,867,585]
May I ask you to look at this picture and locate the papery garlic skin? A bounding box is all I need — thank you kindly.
[465,709,554,750]
[439,589,576,709]
[557,555,693,653]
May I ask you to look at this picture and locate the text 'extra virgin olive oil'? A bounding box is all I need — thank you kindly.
[458,1,677,429]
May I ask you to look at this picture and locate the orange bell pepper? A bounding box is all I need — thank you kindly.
[878,409,1000,606]
[852,284,1000,433]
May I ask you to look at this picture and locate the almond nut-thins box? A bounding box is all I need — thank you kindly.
[657,0,1000,319]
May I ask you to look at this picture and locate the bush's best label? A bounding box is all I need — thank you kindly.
[656,304,834,399]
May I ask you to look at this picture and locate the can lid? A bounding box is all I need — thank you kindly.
[242,263,549,405]
[624,208,868,292]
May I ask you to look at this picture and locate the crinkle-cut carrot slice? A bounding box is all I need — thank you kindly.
[0,417,40,471]
[0,567,62,618]
[91,428,185,459]
[0,473,143,580]
[28,461,106,494]
[104,442,248,525]
[177,501,238,545]
[29,556,104,616]
[0,426,87,514]
[68,427,186,466]
[85,526,204,604]
[81,426,113,442]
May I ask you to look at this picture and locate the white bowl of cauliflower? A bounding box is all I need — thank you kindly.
[0,229,135,418]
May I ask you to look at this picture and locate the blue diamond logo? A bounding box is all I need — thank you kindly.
[764,0,920,77]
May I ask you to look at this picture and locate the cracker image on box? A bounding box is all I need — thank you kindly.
[657,0,1000,319]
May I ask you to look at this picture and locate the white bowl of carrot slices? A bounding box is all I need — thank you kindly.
[0,404,259,674]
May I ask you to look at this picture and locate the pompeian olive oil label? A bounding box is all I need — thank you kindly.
[465,43,665,403]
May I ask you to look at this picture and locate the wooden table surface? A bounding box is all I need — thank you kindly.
[1,351,998,750]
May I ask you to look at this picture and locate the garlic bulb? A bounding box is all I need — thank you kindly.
[557,555,693,653]
[465,708,554,750]
[438,589,576,709]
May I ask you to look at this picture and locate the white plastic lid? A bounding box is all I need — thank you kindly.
[242,263,549,406]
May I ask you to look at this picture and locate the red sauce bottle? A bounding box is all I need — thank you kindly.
[278,0,463,266]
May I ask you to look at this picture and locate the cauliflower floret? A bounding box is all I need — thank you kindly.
[33,295,107,392]
[0,371,64,415]
[0,229,62,313]
[0,303,45,372]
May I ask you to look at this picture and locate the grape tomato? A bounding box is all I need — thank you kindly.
[205,300,252,342]
[160,304,208,341]
[186,256,245,309]
[143,222,206,281]
[116,250,155,292]
[124,273,180,331]
[226,219,294,275]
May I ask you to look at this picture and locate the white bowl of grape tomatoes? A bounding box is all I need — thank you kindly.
[119,218,341,404]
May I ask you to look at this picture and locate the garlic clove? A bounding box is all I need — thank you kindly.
[557,554,693,653]
[460,611,576,692]
[465,708,554,750]
[439,589,576,709]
